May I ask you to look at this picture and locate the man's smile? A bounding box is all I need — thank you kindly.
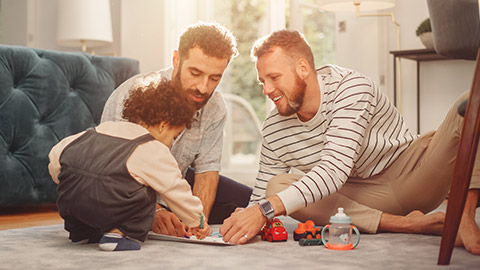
[271,94,283,104]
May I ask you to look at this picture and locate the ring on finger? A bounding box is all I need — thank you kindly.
[243,234,249,240]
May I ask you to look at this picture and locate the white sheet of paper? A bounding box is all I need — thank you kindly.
[147,232,235,246]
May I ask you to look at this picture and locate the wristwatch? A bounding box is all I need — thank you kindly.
[258,199,275,221]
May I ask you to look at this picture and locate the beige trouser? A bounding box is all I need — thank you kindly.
[266,91,480,233]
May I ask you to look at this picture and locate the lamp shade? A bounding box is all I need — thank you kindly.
[57,0,113,49]
[319,0,396,12]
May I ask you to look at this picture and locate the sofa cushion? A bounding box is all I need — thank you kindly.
[0,45,139,206]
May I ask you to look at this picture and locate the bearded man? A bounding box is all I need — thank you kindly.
[219,30,480,257]
[101,22,253,237]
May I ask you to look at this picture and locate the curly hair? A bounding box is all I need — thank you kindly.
[251,30,315,69]
[178,21,238,61]
[122,79,196,129]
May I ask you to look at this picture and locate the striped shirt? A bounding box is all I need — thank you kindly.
[250,65,418,215]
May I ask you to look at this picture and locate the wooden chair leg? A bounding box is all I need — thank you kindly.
[438,48,480,265]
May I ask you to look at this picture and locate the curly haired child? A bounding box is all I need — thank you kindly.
[48,79,210,251]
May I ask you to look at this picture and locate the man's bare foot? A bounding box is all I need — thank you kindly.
[404,210,445,235]
[453,189,480,255]
[378,210,445,235]
[455,215,480,255]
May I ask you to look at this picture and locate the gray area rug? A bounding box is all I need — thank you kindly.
[1,207,479,270]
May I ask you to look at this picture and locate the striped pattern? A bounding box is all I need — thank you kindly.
[250,65,418,214]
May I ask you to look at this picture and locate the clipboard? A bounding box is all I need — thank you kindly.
[148,232,235,246]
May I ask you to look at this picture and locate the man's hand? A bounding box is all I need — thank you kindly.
[219,205,266,244]
[220,196,287,244]
[152,208,189,237]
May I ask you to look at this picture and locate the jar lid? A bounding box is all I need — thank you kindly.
[329,207,351,223]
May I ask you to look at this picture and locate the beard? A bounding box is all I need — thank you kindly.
[278,74,306,116]
[174,62,213,110]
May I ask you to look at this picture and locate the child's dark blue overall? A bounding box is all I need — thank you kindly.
[56,128,157,243]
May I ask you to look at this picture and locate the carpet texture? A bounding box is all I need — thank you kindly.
[1,207,479,270]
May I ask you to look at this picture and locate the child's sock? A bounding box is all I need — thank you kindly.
[98,232,141,251]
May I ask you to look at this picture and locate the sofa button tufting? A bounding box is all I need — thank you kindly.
[0,44,140,206]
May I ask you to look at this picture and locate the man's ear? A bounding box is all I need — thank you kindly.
[295,58,310,80]
[172,50,180,78]
[172,50,180,68]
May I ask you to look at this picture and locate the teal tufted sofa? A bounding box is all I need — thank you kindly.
[0,45,140,206]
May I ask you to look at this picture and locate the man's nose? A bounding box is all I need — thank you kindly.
[263,82,274,96]
[196,76,209,94]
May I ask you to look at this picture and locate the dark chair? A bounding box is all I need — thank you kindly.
[427,0,480,265]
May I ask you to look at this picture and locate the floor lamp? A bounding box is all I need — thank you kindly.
[318,0,403,111]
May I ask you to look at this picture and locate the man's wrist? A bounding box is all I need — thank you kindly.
[267,196,287,216]
[258,199,275,220]
[192,171,219,219]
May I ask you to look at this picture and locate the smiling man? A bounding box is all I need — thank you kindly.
[220,30,480,256]
[101,22,253,237]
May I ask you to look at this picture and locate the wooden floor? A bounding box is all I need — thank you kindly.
[0,204,63,230]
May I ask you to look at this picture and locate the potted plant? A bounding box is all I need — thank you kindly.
[416,18,434,49]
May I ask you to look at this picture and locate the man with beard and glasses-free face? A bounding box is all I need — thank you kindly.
[101,22,253,238]
[220,30,480,256]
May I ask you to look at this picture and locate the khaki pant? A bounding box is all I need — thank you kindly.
[266,91,480,233]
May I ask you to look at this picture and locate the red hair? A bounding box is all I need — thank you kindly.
[251,30,315,68]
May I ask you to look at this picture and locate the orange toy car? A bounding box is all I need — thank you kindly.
[261,218,288,242]
[294,220,322,241]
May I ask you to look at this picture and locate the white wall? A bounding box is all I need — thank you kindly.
[120,0,166,72]
[335,11,382,91]
[1,0,29,46]
[120,0,220,72]
[335,0,475,134]
[1,0,121,56]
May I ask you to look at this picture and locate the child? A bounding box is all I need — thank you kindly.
[48,79,210,251]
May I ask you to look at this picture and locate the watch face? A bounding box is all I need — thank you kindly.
[263,202,274,213]
[260,200,274,219]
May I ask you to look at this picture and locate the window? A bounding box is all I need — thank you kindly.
[221,93,262,186]
[294,0,336,67]
[213,0,335,123]
[213,0,267,122]
[205,0,335,185]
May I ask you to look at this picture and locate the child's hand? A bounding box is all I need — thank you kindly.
[190,223,211,240]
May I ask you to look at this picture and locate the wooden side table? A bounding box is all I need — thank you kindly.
[390,48,451,133]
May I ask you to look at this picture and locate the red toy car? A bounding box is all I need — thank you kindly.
[261,218,288,242]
